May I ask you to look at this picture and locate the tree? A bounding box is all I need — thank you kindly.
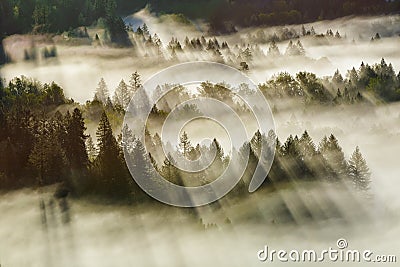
[296,40,305,55]
[301,25,307,36]
[298,131,316,158]
[113,79,130,108]
[161,154,183,185]
[141,23,150,37]
[94,78,109,103]
[105,15,132,46]
[241,47,253,62]
[179,131,192,158]
[318,134,348,178]
[86,135,97,162]
[29,120,67,185]
[267,40,280,57]
[348,146,371,191]
[93,111,130,197]
[65,108,89,170]
[128,138,156,201]
[332,69,344,85]
[129,71,142,93]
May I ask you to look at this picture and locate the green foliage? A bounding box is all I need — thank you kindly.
[29,118,67,185]
[260,59,400,104]
[90,110,132,198]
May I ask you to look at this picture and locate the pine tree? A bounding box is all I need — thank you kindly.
[285,40,294,56]
[65,108,89,170]
[129,71,142,94]
[113,79,130,108]
[129,139,155,195]
[86,135,97,162]
[29,120,67,185]
[348,146,371,191]
[250,130,262,157]
[301,25,307,36]
[179,131,192,158]
[161,154,183,185]
[267,40,280,57]
[319,134,348,178]
[94,111,130,197]
[298,131,316,158]
[296,40,305,55]
[141,23,150,37]
[332,69,344,85]
[94,78,109,104]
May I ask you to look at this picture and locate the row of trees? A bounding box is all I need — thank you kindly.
[0,74,372,203]
[261,59,400,104]
[0,0,130,46]
[142,129,371,193]
[130,23,310,69]
[206,0,400,33]
[246,26,344,45]
[267,131,371,191]
[93,71,141,110]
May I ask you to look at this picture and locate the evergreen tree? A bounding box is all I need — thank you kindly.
[128,139,155,200]
[86,135,97,162]
[94,78,109,103]
[267,40,280,57]
[29,120,67,185]
[348,146,371,191]
[296,40,305,55]
[113,79,130,108]
[319,134,348,178]
[93,111,130,197]
[141,23,150,37]
[179,131,192,158]
[298,131,316,158]
[161,154,183,185]
[332,69,344,85]
[129,71,142,93]
[65,108,89,170]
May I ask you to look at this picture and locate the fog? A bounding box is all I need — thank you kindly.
[1,12,400,102]
[1,96,399,266]
[1,10,400,267]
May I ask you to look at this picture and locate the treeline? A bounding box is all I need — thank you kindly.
[2,0,399,38]
[0,0,130,46]
[0,76,144,201]
[261,59,400,104]
[0,75,372,202]
[247,130,371,191]
[129,0,400,33]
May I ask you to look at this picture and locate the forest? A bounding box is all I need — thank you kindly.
[0,71,372,203]
[1,3,400,266]
[1,0,400,37]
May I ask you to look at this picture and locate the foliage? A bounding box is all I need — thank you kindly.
[260,59,400,104]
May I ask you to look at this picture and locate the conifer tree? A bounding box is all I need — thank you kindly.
[113,79,130,108]
[86,135,97,162]
[268,40,280,57]
[179,131,192,159]
[348,146,371,191]
[94,111,130,197]
[94,78,109,103]
[29,120,67,185]
[298,131,316,158]
[129,71,142,94]
[65,108,89,170]
[319,134,348,178]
